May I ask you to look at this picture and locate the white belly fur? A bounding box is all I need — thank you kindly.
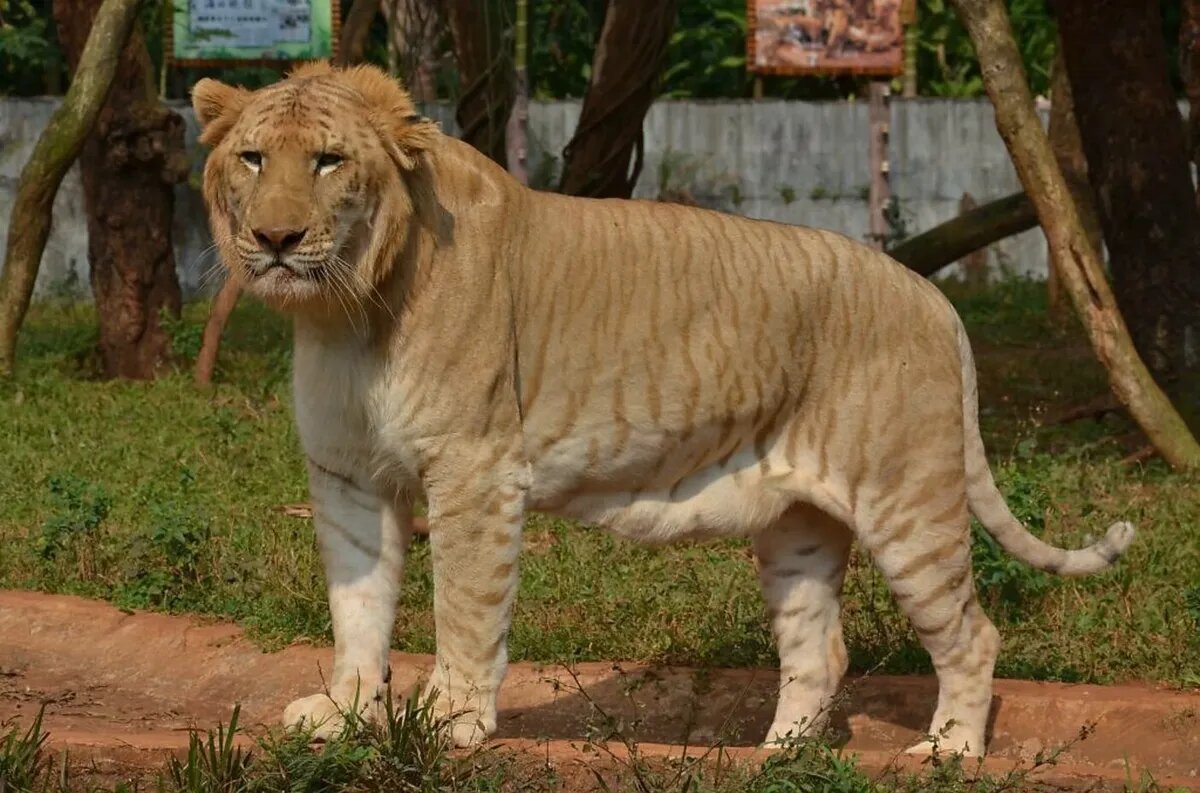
[537,444,797,544]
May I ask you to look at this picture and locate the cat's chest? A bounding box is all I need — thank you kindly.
[290,334,423,488]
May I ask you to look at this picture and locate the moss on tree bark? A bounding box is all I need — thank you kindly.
[0,0,140,376]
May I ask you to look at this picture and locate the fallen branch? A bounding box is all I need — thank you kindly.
[0,0,141,376]
[1050,395,1121,425]
[887,191,1037,277]
[1121,446,1158,466]
[194,278,242,386]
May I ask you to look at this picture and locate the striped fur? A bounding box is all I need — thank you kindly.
[191,63,1135,756]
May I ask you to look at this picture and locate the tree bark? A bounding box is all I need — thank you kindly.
[54,0,189,380]
[506,0,529,186]
[444,0,512,166]
[886,190,1037,277]
[950,0,1200,469]
[1045,41,1102,325]
[0,0,139,377]
[558,0,680,198]
[337,0,383,67]
[1181,0,1200,179]
[1056,0,1200,427]
[382,0,439,102]
[955,193,988,287]
[193,277,242,387]
[901,0,918,98]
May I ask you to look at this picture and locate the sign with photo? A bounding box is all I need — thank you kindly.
[748,0,905,76]
[168,0,339,67]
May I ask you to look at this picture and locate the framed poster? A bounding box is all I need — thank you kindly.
[167,0,340,68]
[748,0,905,77]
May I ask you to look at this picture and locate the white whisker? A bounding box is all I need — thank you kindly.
[325,262,365,337]
[334,254,396,324]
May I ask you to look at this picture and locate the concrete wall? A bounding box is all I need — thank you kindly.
[0,96,1054,302]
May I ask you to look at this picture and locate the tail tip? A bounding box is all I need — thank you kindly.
[1101,521,1136,562]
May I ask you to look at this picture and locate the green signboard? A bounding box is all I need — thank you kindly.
[169,0,339,66]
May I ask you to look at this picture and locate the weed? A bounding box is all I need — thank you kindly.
[778,185,796,205]
[118,481,213,611]
[1185,586,1200,632]
[160,308,205,364]
[160,689,487,793]
[0,706,54,793]
[161,705,252,793]
[740,739,875,793]
[880,196,911,248]
[971,460,1053,614]
[36,475,111,583]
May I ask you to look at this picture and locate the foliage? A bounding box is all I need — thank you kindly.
[1186,585,1200,632]
[117,484,213,609]
[916,0,1056,98]
[36,473,110,562]
[529,0,603,99]
[5,0,1178,101]
[0,706,57,793]
[660,0,749,99]
[162,304,205,362]
[161,706,253,793]
[971,459,1053,615]
[0,0,61,96]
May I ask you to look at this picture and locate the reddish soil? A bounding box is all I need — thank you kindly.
[1,591,1197,790]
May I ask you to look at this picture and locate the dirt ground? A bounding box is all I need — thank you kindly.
[1,591,1198,790]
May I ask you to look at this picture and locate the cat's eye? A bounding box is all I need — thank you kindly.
[239,151,263,172]
[316,152,344,175]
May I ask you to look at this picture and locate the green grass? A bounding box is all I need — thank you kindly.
[0,277,1198,691]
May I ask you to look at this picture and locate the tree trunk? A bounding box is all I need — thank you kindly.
[901,0,918,97]
[956,193,988,287]
[54,0,189,380]
[193,277,242,387]
[1045,41,1102,325]
[950,0,1200,469]
[558,0,680,198]
[506,0,529,185]
[337,0,383,67]
[0,0,139,376]
[886,190,1037,277]
[1181,0,1200,180]
[382,0,439,102]
[1056,0,1200,428]
[444,0,512,166]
